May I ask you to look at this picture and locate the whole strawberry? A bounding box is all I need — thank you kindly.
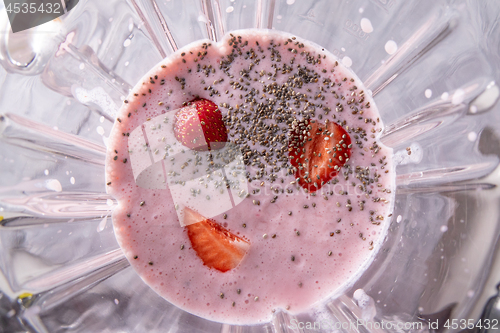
[174,98,227,151]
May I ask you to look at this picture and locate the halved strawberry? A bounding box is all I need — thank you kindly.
[174,98,227,151]
[184,208,249,272]
[288,119,352,193]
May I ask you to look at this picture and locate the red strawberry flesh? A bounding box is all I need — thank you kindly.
[174,98,227,151]
[289,119,352,193]
[185,208,249,272]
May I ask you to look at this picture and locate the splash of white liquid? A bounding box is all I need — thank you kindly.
[97,215,107,232]
[45,179,62,192]
[342,56,352,68]
[353,289,376,321]
[467,131,477,142]
[452,89,465,105]
[360,18,373,33]
[470,81,499,113]
[384,40,397,55]
[73,86,118,118]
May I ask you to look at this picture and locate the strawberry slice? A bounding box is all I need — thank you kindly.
[174,98,227,151]
[288,119,352,193]
[184,208,249,272]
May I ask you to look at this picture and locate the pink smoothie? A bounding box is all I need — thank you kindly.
[105,29,395,325]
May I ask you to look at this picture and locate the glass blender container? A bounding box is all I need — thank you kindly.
[1,0,500,332]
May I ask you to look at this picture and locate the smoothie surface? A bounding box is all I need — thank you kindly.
[105,29,395,325]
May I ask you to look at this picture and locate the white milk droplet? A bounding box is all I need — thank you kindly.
[226,6,234,13]
[124,61,129,67]
[114,299,120,305]
[79,63,85,70]
[359,7,364,13]
[197,14,209,23]
[99,116,105,123]
[45,179,62,192]
[452,89,465,105]
[277,15,282,19]
[396,215,402,223]
[353,289,376,321]
[98,216,107,232]
[109,17,114,22]
[286,0,295,4]
[97,126,105,136]
[74,86,118,118]
[360,18,373,33]
[44,169,49,176]
[342,56,352,67]
[107,199,114,206]
[425,89,432,98]
[440,225,448,232]
[341,47,345,52]
[467,131,477,142]
[123,39,131,47]
[70,177,75,184]
[471,82,500,112]
[441,92,449,100]
[384,40,397,55]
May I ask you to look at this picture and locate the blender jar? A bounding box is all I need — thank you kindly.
[1,0,500,332]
